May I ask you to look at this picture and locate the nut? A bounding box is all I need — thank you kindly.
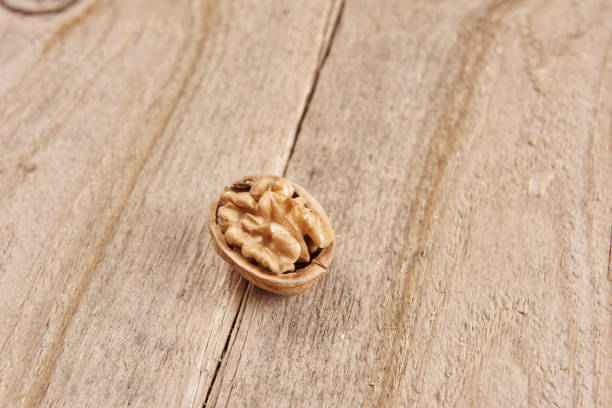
[209,175,335,295]
[218,175,333,273]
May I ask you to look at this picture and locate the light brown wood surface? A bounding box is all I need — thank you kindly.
[0,0,610,407]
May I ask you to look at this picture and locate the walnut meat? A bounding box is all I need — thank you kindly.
[209,175,336,295]
[216,175,334,274]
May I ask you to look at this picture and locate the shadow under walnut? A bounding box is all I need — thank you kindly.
[208,175,336,296]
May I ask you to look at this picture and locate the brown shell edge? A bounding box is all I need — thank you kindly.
[208,175,336,296]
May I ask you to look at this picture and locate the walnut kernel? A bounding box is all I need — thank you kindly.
[216,176,334,274]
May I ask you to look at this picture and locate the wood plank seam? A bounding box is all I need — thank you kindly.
[204,1,345,406]
[282,0,345,175]
[202,286,250,408]
[19,1,214,406]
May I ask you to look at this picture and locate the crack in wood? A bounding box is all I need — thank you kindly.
[202,286,249,408]
[201,1,346,406]
[282,0,345,176]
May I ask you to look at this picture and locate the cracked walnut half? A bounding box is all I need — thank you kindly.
[209,175,336,295]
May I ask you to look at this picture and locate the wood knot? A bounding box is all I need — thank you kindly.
[1,0,79,15]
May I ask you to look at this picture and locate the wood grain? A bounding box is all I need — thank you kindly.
[0,0,610,407]
[207,0,612,407]
[0,0,339,406]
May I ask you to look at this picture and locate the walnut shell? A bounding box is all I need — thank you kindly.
[209,175,335,296]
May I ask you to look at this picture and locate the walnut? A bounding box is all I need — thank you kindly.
[209,175,336,295]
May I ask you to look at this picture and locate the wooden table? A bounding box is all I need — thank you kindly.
[1,0,610,406]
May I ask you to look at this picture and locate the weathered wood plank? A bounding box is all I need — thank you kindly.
[208,0,612,407]
[0,0,336,406]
